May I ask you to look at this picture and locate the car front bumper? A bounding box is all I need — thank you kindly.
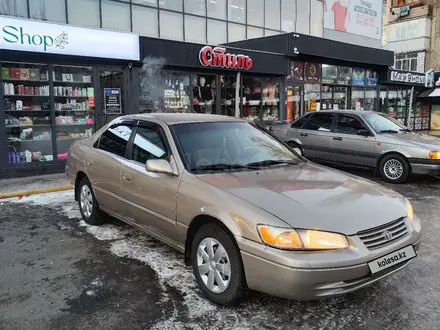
[410,161,440,176]
[237,219,421,301]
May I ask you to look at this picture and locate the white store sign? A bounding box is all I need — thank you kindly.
[0,16,140,61]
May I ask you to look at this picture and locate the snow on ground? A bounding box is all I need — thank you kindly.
[8,190,263,330]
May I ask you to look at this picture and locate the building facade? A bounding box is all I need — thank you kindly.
[0,0,392,178]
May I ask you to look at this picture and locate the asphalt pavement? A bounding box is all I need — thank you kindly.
[1,168,440,330]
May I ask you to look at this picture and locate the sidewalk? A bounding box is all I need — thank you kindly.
[0,173,71,195]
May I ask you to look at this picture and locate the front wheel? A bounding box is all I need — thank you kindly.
[78,177,107,225]
[191,223,246,305]
[379,154,410,184]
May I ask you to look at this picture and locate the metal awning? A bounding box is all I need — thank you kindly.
[418,88,436,98]
[428,88,440,97]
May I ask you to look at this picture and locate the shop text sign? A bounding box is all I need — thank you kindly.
[389,70,425,85]
[104,88,122,114]
[199,46,253,70]
[324,0,382,40]
[0,16,139,60]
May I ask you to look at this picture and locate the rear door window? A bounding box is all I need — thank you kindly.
[304,113,335,132]
[94,122,134,157]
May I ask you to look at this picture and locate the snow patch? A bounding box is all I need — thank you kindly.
[85,290,95,296]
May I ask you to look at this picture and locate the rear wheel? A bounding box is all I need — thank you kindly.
[379,154,410,184]
[78,177,107,225]
[191,223,246,305]
[287,141,303,156]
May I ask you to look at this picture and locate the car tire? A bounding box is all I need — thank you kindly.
[287,141,303,156]
[77,177,106,225]
[191,223,246,306]
[379,154,410,184]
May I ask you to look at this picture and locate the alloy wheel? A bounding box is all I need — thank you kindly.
[383,159,404,180]
[80,185,93,218]
[197,237,231,293]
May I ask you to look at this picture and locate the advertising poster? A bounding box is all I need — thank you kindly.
[104,88,122,114]
[366,69,378,86]
[323,0,382,40]
[286,61,305,82]
[352,68,365,86]
[430,105,440,131]
[305,63,322,82]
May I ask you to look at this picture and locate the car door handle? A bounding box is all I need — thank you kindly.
[122,174,132,181]
[300,133,308,137]
[333,137,342,141]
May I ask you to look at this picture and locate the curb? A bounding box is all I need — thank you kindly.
[0,185,73,200]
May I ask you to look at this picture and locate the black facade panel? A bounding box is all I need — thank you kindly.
[225,33,394,67]
[140,37,290,76]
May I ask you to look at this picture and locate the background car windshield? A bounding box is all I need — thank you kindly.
[172,121,300,169]
[363,113,407,132]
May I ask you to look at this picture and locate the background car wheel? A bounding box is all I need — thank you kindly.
[78,177,106,225]
[379,154,410,184]
[191,223,246,306]
[287,141,303,156]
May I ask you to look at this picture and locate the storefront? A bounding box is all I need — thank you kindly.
[0,16,140,178]
[136,38,290,124]
[379,69,430,130]
[226,33,394,120]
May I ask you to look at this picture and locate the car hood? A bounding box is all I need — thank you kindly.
[198,163,407,235]
[388,132,440,148]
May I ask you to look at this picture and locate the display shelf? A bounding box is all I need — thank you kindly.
[3,78,48,82]
[6,124,51,128]
[4,94,50,97]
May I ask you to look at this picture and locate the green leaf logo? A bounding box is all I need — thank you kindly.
[54,31,69,49]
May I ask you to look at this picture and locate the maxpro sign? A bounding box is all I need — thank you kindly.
[0,16,140,61]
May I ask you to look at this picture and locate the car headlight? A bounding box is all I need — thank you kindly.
[429,151,440,159]
[406,199,414,222]
[257,225,349,251]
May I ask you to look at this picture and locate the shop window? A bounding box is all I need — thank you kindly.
[228,23,246,42]
[334,115,365,135]
[132,5,159,37]
[30,0,66,23]
[352,87,365,110]
[334,86,348,110]
[207,19,227,44]
[185,15,207,43]
[286,86,301,121]
[291,113,311,128]
[264,0,280,30]
[160,0,183,11]
[304,84,320,112]
[322,65,337,84]
[379,88,387,114]
[53,65,95,157]
[101,0,131,32]
[296,0,310,34]
[192,74,217,114]
[321,85,333,110]
[247,0,264,27]
[139,68,163,113]
[133,0,158,5]
[242,77,262,122]
[228,0,246,23]
[221,75,239,117]
[3,62,53,165]
[364,88,377,111]
[207,0,226,19]
[395,53,418,72]
[95,124,133,158]
[310,0,323,37]
[163,71,190,113]
[247,26,264,39]
[185,0,205,16]
[0,0,28,18]
[281,0,296,32]
[67,0,100,28]
[262,78,280,122]
[131,126,167,164]
[387,89,407,123]
[304,113,334,131]
[160,11,184,40]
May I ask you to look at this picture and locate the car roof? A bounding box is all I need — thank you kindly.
[121,113,245,125]
[305,110,374,115]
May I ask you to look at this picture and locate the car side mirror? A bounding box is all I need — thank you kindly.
[357,129,370,137]
[145,159,176,175]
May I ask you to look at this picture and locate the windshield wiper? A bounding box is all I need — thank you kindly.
[379,129,399,134]
[245,159,299,167]
[191,163,257,171]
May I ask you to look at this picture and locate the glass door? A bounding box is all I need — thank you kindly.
[286,86,301,121]
[221,75,239,117]
[99,69,125,128]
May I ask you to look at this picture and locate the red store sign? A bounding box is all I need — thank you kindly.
[199,46,253,70]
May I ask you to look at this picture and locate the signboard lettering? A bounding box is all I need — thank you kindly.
[199,46,253,70]
[389,71,425,85]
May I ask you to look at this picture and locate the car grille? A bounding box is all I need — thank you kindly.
[357,217,409,250]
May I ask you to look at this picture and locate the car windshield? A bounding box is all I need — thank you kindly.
[171,121,302,172]
[362,112,408,133]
